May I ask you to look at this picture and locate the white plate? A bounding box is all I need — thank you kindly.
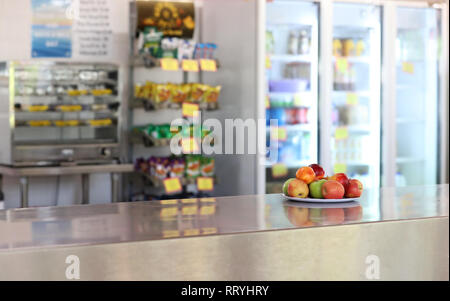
[282,194,360,203]
[283,200,361,209]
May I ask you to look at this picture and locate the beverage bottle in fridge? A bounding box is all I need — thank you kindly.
[355,39,365,56]
[298,30,310,55]
[333,39,342,57]
[288,31,299,55]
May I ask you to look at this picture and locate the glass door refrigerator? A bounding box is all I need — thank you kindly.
[393,6,441,186]
[328,2,382,190]
[264,0,319,193]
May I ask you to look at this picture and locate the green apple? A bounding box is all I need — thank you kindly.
[309,179,327,198]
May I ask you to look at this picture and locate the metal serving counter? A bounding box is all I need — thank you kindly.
[0,185,448,280]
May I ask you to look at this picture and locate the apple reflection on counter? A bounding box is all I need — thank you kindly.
[283,201,363,227]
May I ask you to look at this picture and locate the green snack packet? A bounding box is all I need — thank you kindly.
[186,155,201,178]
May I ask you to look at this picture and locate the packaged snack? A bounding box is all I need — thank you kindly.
[135,158,149,173]
[171,84,191,104]
[158,124,173,139]
[88,119,112,127]
[154,157,168,180]
[161,37,179,58]
[205,43,217,59]
[142,27,163,57]
[28,120,51,127]
[148,157,157,176]
[204,85,221,103]
[146,124,159,139]
[135,83,143,98]
[170,158,185,178]
[153,84,171,103]
[186,155,201,178]
[193,43,205,59]
[178,40,196,60]
[190,83,208,103]
[200,157,215,177]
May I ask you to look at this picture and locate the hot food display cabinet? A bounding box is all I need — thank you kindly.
[0,61,122,166]
[0,61,134,208]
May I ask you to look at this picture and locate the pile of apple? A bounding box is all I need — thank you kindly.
[282,164,363,199]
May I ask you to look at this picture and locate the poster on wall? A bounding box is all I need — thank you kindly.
[71,0,114,58]
[137,1,195,38]
[31,0,73,58]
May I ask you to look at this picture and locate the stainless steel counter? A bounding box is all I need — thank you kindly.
[0,185,448,280]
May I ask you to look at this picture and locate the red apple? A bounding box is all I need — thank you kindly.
[345,179,363,198]
[309,163,325,180]
[329,173,349,191]
[296,166,316,184]
[321,180,345,199]
[283,178,309,198]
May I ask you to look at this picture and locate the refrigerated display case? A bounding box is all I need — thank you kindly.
[394,7,441,186]
[257,0,448,194]
[0,61,122,166]
[264,0,319,193]
[329,2,381,190]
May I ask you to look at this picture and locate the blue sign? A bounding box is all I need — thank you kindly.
[31,0,72,58]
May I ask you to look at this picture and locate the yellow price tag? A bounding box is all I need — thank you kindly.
[200,205,216,215]
[272,163,288,179]
[163,177,182,194]
[335,127,348,140]
[271,127,287,141]
[336,57,348,72]
[184,229,200,236]
[346,93,358,105]
[265,55,272,69]
[333,163,347,174]
[201,227,217,235]
[182,137,200,154]
[197,177,214,191]
[199,59,217,72]
[182,102,200,117]
[182,205,198,216]
[160,58,179,71]
[402,62,414,74]
[182,59,199,72]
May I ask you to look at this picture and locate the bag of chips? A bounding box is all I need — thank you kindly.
[200,157,215,177]
[170,158,185,178]
[153,84,171,103]
[171,84,191,104]
[186,155,201,178]
[190,83,208,103]
[204,85,221,103]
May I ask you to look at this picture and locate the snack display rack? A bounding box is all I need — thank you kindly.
[128,2,220,201]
